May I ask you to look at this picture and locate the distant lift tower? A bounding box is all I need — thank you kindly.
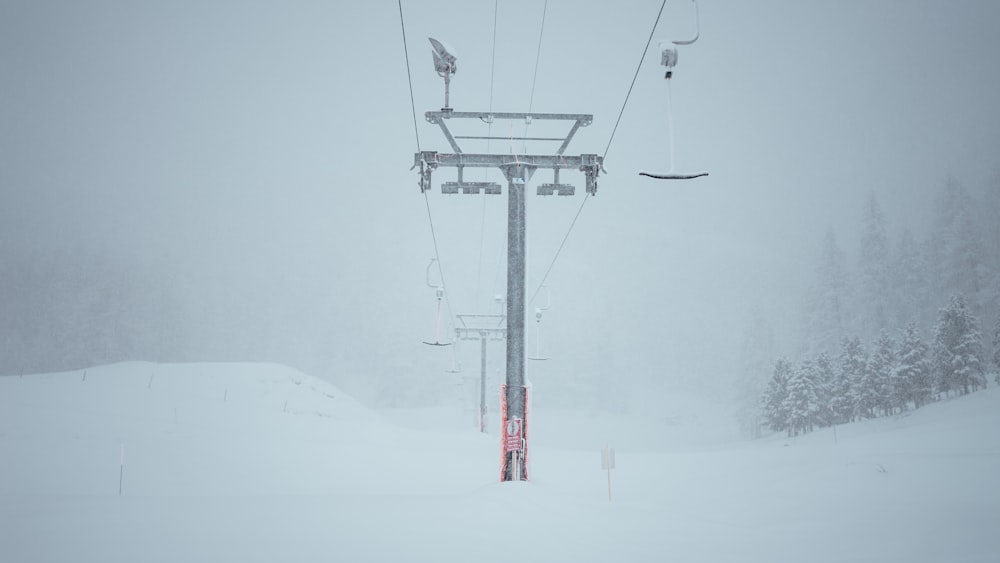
[414,38,605,482]
[454,313,506,434]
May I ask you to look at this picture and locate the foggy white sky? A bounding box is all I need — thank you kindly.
[2,0,998,403]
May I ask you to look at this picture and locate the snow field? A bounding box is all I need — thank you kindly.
[2,363,998,562]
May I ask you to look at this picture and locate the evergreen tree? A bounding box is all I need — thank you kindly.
[992,316,1000,385]
[979,177,1000,367]
[933,294,986,396]
[990,297,1000,382]
[856,354,880,419]
[813,352,836,427]
[735,309,776,438]
[801,229,852,358]
[892,229,931,331]
[784,359,820,436]
[895,322,933,409]
[833,336,867,423]
[981,174,1000,273]
[867,331,896,416]
[928,179,987,317]
[857,193,891,342]
[762,358,793,434]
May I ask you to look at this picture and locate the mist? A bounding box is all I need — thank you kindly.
[2,0,999,415]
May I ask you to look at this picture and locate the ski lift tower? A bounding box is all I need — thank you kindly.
[454,313,506,434]
[414,38,605,482]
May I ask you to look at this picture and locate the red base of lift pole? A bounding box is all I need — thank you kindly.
[499,384,529,482]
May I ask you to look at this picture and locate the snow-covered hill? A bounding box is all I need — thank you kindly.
[2,363,998,562]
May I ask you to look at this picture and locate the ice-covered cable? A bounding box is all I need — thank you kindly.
[397,0,420,152]
[400,1,454,329]
[603,0,667,162]
[424,191,456,327]
[522,0,549,154]
[529,193,591,306]
[477,0,499,311]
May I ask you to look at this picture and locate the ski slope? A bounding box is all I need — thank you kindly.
[2,362,998,562]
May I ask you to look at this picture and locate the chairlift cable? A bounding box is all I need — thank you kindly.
[397,0,421,152]
[476,0,500,311]
[487,0,499,117]
[520,0,558,307]
[602,0,667,162]
[423,191,456,326]
[521,0,549,154]
[399,1,455,330]
[526,1,666,306]
[529,192,590,306]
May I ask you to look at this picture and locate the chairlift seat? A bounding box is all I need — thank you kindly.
[442,181,503,195]
[639,171,709,180]
[537,183,576,196]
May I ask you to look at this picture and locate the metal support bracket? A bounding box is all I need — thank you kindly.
[414,151,603,195]
[538,168,576,196]
[442,165,502,194]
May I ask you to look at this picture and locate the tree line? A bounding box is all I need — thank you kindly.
[737,176,1000,438]
[762,295,997,437]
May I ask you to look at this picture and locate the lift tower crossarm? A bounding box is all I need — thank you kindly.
[416,152,601,169]
[425,111,593,156]
[427,111,593,121]
[414,152,604,196]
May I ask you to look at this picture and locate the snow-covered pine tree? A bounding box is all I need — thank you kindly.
[762,358,793,434]
[992,315,1000,385]
[980,177,1000,372]
[868,331,897,416]
[784,359,820,436]
[833,336,866,423]
[892,229,930,331]
[895,322,933,409]
[928,179,987,318]
[856,354,881,420]
[857,193,891,342]
[735,309,777,438]
[813,352,836,428]
[933,294,986,397]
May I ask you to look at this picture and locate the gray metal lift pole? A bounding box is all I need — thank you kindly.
[503,165,528,482]
[455,317,505,434]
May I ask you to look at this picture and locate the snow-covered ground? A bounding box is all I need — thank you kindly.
[2,362,998,562]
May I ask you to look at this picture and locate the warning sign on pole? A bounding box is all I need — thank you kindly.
[499,384,530,482]
[504,417,523,452]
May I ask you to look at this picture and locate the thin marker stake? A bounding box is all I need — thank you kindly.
[118,443,124,496]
